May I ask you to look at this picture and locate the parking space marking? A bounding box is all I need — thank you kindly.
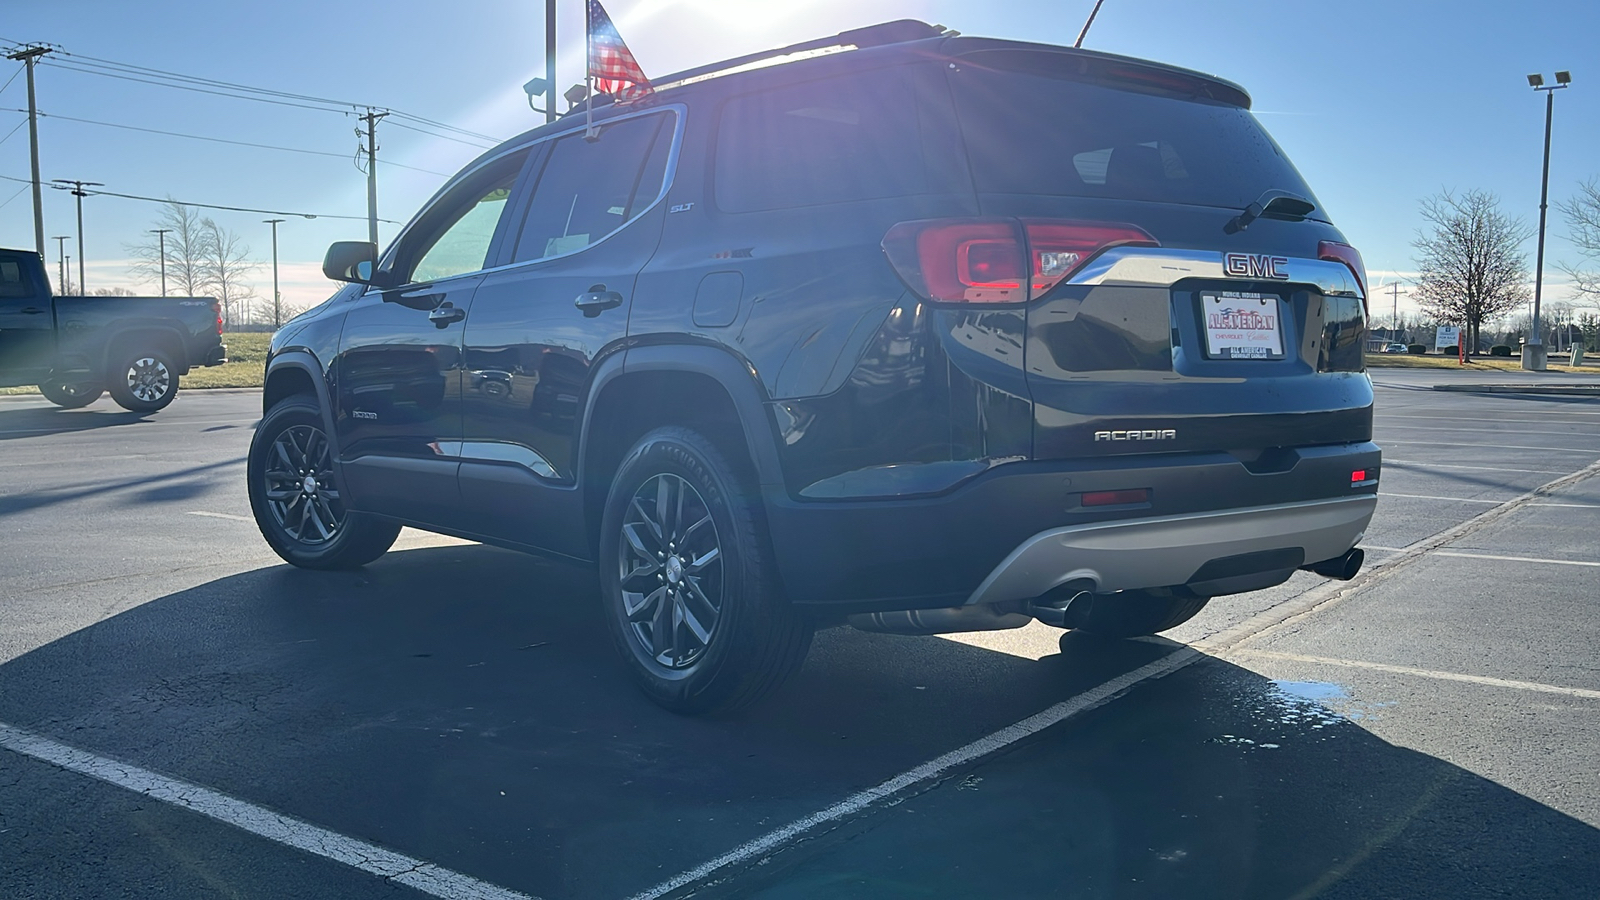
[0,722,537,900]
[1231,650,1600,700]
[626,648,1203,900]
[1381,459,1570,474]
[1380,492,1503,503]
[1382,440,1600,456]
[1376,422,1600,438]
[187,510,253,522]
[1431,550,1600,568]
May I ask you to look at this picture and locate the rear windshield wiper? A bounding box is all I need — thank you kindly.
[1225,189,1316,234]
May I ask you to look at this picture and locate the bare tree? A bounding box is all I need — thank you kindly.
[1411,190,1532,355]
[1558,178,1600,305]
[198,217,259,328]
[91,286,137,296]
[124,200,209,297]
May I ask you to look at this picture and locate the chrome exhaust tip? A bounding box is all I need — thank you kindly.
[1305,547,1364,581]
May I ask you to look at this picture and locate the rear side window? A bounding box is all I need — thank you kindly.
[0,257,33,298]
[511,112,672,263]
[950,52,1318,213]
[714,68,939,212]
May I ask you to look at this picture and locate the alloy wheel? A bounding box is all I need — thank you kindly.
[125,357,171,403]
[262,424,344,545]
[617,473,724,669]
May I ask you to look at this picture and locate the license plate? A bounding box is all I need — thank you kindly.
[1200,292,1285,360]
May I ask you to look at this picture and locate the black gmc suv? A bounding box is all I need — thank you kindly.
[250,21,1379,714]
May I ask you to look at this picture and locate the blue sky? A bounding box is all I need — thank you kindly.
[1,0,1596,320]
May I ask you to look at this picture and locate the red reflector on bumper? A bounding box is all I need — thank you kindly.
[1082,489,1150,507]
[1351,470,1367,482]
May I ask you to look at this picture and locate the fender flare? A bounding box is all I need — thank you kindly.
[262,349,352,502]
[576,342,787,489]
[101,324,194,377]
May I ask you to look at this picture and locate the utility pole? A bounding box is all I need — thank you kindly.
[5,45,52,257]
[357,108,388,248]
[263,218,284,327]
[546,0,557,124]
[1389,283,1401,338]
[149,228,171,296]
[52,179,101,296]
[51,235,69,295]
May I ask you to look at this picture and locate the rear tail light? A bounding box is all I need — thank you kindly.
[212,300,223,335]
[1317,240,1368,308]
[883,218,1158,304]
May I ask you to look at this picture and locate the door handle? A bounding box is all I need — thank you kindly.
[574,284,624,318]
[428,302,466,328]
[19,307,45,314]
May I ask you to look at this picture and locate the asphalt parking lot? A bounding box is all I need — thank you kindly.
[2,371,1598,899]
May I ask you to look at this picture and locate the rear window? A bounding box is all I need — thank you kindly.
[949,52,1318,213]
[715,68,942,212]
[0,255,35,299]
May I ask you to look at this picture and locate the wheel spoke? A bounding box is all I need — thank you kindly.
[680,599,713,646]
[621,559,662,585]
[649,586,674,649]
[679,513,713,545]
[622,521,662,558]
[624,585,666,620]
[656,476,675,539]
[630,497,663,542]
[683,576,720,620]
[264,487,297,502]
[687,546,719,572]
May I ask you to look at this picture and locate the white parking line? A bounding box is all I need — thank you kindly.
[0,723,537,900]
[1431,550,1600,568]
[1380,492,1503,503]
[1382,440,1600,456]
[1231,650,1600,700]
[187,510,253,522]
[1381,460,1570,475]
[625,648,1203,900]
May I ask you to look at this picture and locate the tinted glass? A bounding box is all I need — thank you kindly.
[511,113,670,263]
[404,150,529,284]
[0,258,29,298]
[950,53,1318,212]
[715,69,931,212]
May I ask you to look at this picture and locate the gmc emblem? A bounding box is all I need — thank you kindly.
[1224,252,1290,280]
[1095,429,1177,442]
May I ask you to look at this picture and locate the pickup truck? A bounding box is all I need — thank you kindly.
[0,247,226,412]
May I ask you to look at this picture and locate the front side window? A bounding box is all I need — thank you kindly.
[510,112,672,263]
[0,257,32,298]
[401,150,530,285]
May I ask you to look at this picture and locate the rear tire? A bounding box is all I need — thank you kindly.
[1071,590,1211,638]
[248,395,400,569]
[39,380,104,409]
[107,347,179,413]
[599,426,812,715]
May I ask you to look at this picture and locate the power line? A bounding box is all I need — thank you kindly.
[0,117,24,148]
[0,172,400,222]
[0,106,452,176]
[385,118,497,149]
[0,64,21,97]
[40,60,353,115]
[0,181,28,211]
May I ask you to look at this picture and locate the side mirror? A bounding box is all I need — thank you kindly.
[323,241,379,284]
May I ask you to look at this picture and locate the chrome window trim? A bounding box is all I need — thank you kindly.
[373,103,687,290]
[1068,247,1364,299]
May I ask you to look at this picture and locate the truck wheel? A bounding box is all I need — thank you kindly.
[39,380,104,409]
[1071,590,1211,638]
[107,348,179,413]
[248,395,400,569]
[599,426,812,715]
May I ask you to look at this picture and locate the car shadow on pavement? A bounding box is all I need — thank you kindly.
[0,543,1596,899]
[0,457,244,519]
[0,404,155,440]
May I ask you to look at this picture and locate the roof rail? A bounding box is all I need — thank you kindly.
[650,19,948,91]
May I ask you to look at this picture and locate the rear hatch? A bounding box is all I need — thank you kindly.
[945,47,1371,461]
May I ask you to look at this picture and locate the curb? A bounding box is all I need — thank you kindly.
[1431,384,1600,396]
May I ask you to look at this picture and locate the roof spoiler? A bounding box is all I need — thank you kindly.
[650,19,949,91]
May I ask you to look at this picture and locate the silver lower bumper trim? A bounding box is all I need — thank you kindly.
[966,495,1377,606]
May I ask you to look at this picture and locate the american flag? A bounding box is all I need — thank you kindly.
[587,0,652,101]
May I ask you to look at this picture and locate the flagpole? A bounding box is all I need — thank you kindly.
[584,6,597,141]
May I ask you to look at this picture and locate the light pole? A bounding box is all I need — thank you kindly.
[149,228,171,297]
[263,218,285,327]
[51,235,70,295]
[51,179,102,296]
[1524,70,1571,371]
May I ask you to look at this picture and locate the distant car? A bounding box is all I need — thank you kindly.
[1384,342,1408,353]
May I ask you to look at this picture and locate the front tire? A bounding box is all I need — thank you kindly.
[39,380,104,409]
[107,348,179,413]
[599,426,812,715]
[248,395,400,569]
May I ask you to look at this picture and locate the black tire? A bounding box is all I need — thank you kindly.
[247,395,400,569]
[599,426,812,715]
[1071,590,1211,638]
[106,347,180,413]
[39,380,104,409]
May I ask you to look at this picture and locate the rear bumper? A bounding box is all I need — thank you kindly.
[966,495,1375,606]
[764,442,1380,609]
[203,343,228,367]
